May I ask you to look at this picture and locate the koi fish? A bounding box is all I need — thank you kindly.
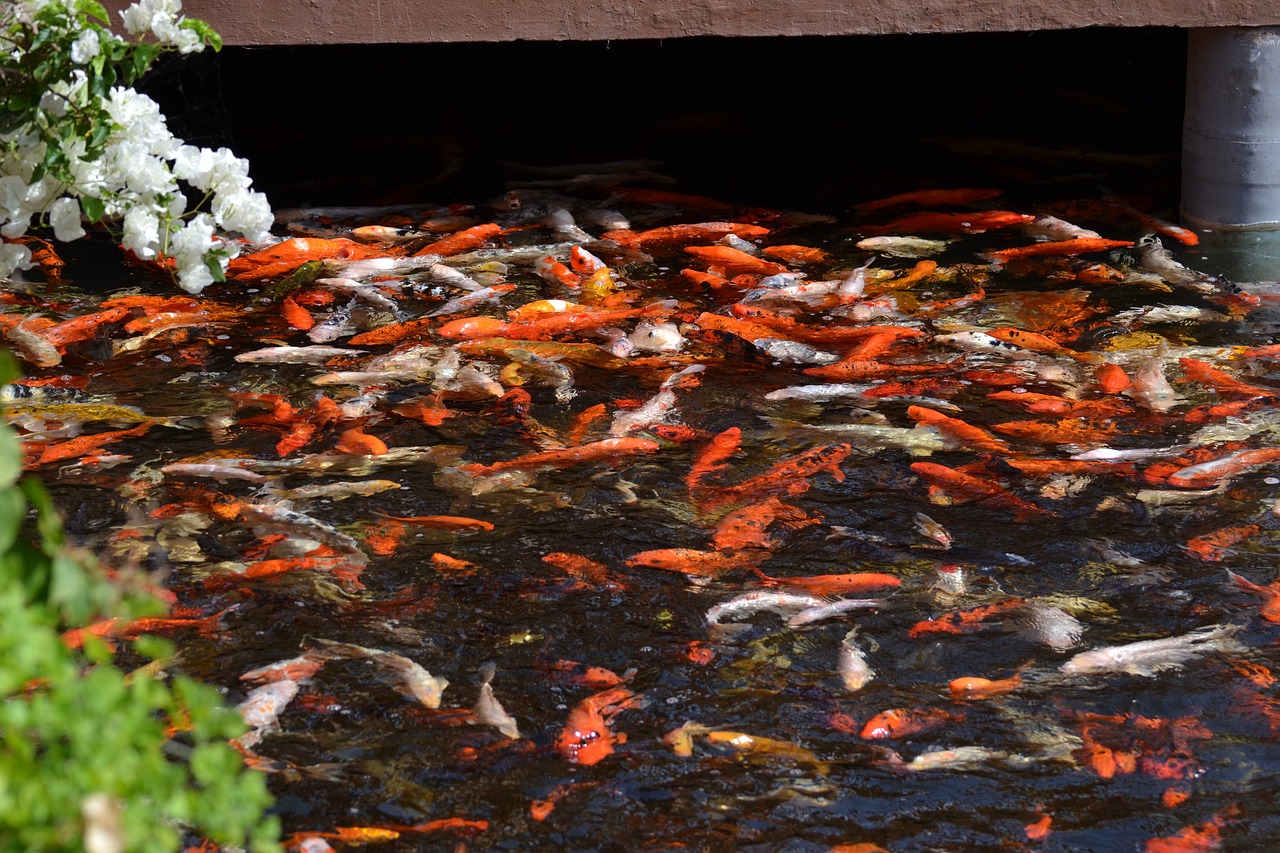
[909,462,1048,518]
[900,745,1009,771]
[703,730,831,774]
[237,679,300,729]
[711,497,818,550]
[837,627,875,692]
[1225,570,1280,621]
[755,571,901,595]
[856,235,956,258]
[240,654,328,685]
[308,639,448,708]
[949,670,1023,699]
[1186,524,1262,562]
[702,443,853,508]
[1178,357,1277,399]
[851,187,1003,214]
[1060,624,1244,676]
[457,436,659,476]
[372,512,495,532]
[787,598,887,626]
[1166,447,1280,488]
[473,662,520,739]
[984,237,1133,263]
[906,405,1013,455]
[683,245,788,276]
[860,210,1035,235]
[705,590,827,626]
[556,686,640,766]
[860,707,961,739]
[36,420,154,465]
[908,597,1030,638]
[625,547,766,580]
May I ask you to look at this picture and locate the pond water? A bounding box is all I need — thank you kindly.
[11,112,1280,851]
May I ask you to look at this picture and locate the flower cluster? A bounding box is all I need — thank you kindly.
[0,0,272,292]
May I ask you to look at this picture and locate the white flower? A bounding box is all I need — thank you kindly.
[122,206,160,259]
[48,197,85,242]
[211,188,272,240]
[70,29,101,64]
[0,243,33,279]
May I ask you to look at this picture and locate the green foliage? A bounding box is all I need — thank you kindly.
[0,349,280,852]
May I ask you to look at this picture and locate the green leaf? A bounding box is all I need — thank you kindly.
[80,195,105,223]
[80,0,109,24]
[0,424,23,492]
[0,487,27,554]
[180,18,222,52]
[204,254,227,283]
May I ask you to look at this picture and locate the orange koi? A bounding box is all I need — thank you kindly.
[228,238,385,280]
[861,210,1035,236]
[683,245,789,276]
[566,402,609,445]
[990,418,1118,445]
[202,556,340,590]
[1223,568,1280,614]
[1025,810,1053,841]
[802,358,951,382]
[610,221,770,248]
[711,497,818,550]
[1143,808,1236,853]
[1096,361,1133,394]
[431,552,480,573]
[280,295,314,331]
[1186,525,1262,561]
[538,659,629,689]
[909,462,1048,518]
[907,598,1027,637]
[686,426,743,494]
[373,513,494,532]
[275,421,316,456]
[1178,357,1277,399]
[533,255,581,288]
[541,551,623,590]
[984,237,1133,262]
[1225,658,1276,687]
[949,669,1023,699]
[755,571,901,595]
[39,307,132,350]
[36,420,154,466]
[410,222,502,257]
[439,302,672,341]
[859,707,961,739]
[870,260,938,293]
[851,187,1003,214]
[62,606,235,650]
[4,234,66,283]
[1166,447,1280,488]
[761,244,829,264]
[362,521,407,556]
[556,686,639,766]
[625,547,766,579]
[334,427,388,455]
[1162,783,1192,808]
[1003,457,1134,477]
[906,405,1014,455]
[985,326,1098,362]
[347,317,436,346]
[458,437,659,476]
[706,443,852,507]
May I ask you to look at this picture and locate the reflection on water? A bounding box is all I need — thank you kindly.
[13,149,1280,851]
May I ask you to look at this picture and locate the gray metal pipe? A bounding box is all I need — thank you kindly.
[1183,27,1280,230]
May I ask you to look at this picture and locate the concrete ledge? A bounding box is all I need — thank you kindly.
[108,0,1280,45]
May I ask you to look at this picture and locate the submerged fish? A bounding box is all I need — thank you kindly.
[1059,624,1244,677]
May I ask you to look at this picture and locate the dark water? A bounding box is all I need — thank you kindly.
[15,28,1280,852]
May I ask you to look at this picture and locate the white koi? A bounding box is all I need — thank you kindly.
[473,662,521,739]
[836,627,875,692]
[1059,624,1243,677]
[309,639,449,709]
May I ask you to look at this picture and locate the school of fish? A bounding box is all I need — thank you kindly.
[8,165,1280,851]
